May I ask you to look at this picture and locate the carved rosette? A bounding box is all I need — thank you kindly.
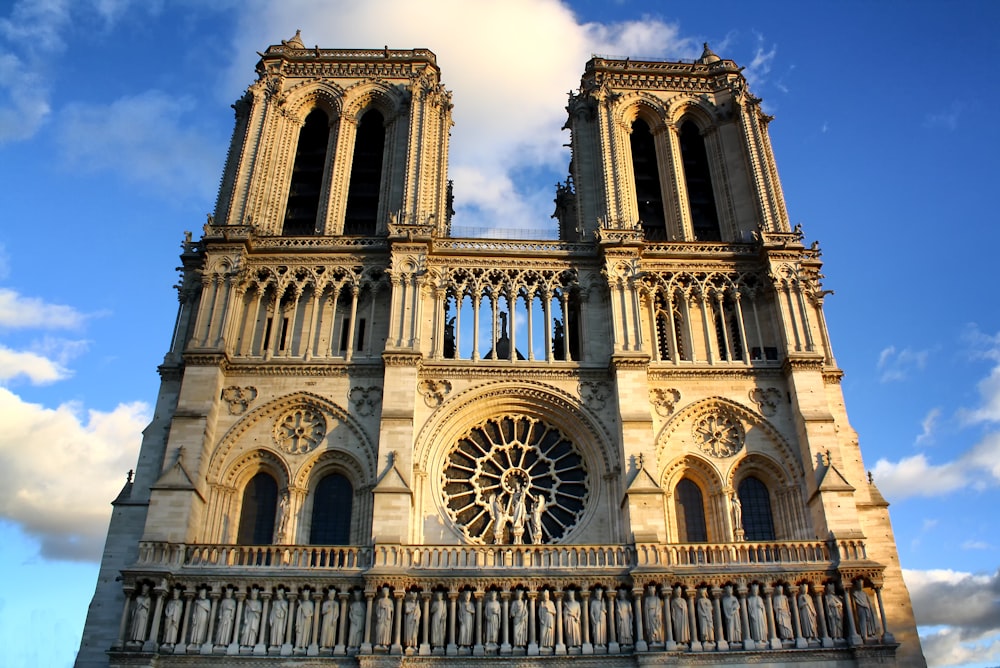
[273,407,327,454]
[441,415,588,545]
[692,411,744,458]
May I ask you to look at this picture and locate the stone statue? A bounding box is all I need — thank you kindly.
[531,495,546,544]
[241,588,262,646]
[296,589,315,649]
[484,591,501,647]
[348,591,365,648]
[163,588,183,646]
[746,584,766,642]
[644,585,663,643]
[696,588,714,642]
[563,590,582,647]
[269,588,289,647]
[190,588,211,645]
[457,590,475,646]
[320,589,339,648]
[274,491,290,543]
[616,588,633,645]
[431,591,447,647]
[722,585,742,642]
[374,587,393,648]
[488,493,508,544]
[538,590,556,648]
[825,584,844,639]
[773,585,793,639]
[590,588,607,646]
[129,584,151,642]
[216,587,236,645]
[510,590,528,647]
[852,581,878,639]
[404,591,421,648]
[671,587,689,643]
[798,584,817,639]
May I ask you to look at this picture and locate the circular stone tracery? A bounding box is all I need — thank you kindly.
[441,414,588,545]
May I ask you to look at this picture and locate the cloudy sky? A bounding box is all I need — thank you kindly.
[1,1,998,665]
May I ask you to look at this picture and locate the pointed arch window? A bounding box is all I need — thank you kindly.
[679,120,721,241]
[343,109,386,236]
[309,473,353,544]
[630,118,666,241]
[738,476,775,540]
[237,472,278,544]
[283,109,330,236]
[675,477,708,542]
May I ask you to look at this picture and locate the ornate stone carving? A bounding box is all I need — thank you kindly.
[692,411,744,458]
[273,407,327,454]
[417,379,452,408]
[349,386,383,417]
[649,387,681,416]
[221,385,257,414]
[749,387,781,417]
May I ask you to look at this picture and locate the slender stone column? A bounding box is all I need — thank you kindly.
[631,587,647,652]
[687,589,703,651]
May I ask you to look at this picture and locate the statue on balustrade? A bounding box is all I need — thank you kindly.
[644,585,663,643]
[484,590,501,647]
[798,584,817,640]
[671,586,689,644]
[722,585,742,642]
[348,590,365,648]
[852,580,878,640]
[825,583,844,639]
[163,588,183,647]
[457,590,475,646]
[563,589,582,647]
[510,589,528,647]
[190,587,211,645]
[269,588,289,647]
[216,587,236,645]
[773,585,793,640]
[129,584,151,642]
[374,587,393,648]
[590,588,607,646]
[296,588,315,649]
[746,584,767,642]
[616,588,633,645]
[538,589,556,648]
[696,588,714,642]
[404,591,421,648]
[320,589,339,648]
[431,591,447,648]
[241,587,262,646]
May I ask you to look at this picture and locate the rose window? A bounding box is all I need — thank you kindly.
[693,412,744,458]
[441,415,588,545]
[274,407,326,454]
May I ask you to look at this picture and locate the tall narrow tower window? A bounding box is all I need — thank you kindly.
[283,109,330,236]
[630,118,666,241]
[310,473,353,544]
[237,472,278,545]
[679,120,721,241]
[344,109,386,235]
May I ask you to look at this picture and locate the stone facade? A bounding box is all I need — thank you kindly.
[76,35,925,667]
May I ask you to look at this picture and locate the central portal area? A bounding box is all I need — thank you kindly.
[441,414,589,545]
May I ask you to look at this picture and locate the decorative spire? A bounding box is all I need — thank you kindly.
[698,42,721,64]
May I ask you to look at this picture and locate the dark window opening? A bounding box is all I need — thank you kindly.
[344,109,385,236]
[283,109,330,236]
[676,478,708,542]
[237,472,278,545]
[738,476,775,541]
[630,119,666,241]
[679,120,721,241]
[310,473,353,544]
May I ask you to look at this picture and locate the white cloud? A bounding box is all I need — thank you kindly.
[877,344,929,382]
[904,568,1000,667]
[915,407,941,446]
[0,386,148,560]
[0,288,87,329]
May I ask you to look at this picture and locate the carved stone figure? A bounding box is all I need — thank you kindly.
[825,584,844,639]
[563,589,582,647]
[320,589,339,648]
[853,581,878,639]
[188,588,210,645]
[590,588,607,646]
[374,587,393,648]
[644,585,663,643]
[129,584,151,642]
[746,584,766,642]
[510,590,528,647]
[696,588,714,642]
[296,589,315,649]
[531,495,546,544]
[616,589,633,645]
[216,587,236,645]
[484,591,501,646]
[404,591,421,648]
[722,585,742,642]
[798,584,817,640]
[348,591,365,647]
[270,588,289,647]
[241,588,262,646]
[457,590,475,646]
[431,591,447,647]
[163,588,183,646]
[773,586,793,639]
[538,590,556,648]
[671,587,690,643]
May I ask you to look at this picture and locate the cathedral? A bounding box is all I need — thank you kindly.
[77,33,925,667]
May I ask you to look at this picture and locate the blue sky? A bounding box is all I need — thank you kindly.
[1,1,998,666]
